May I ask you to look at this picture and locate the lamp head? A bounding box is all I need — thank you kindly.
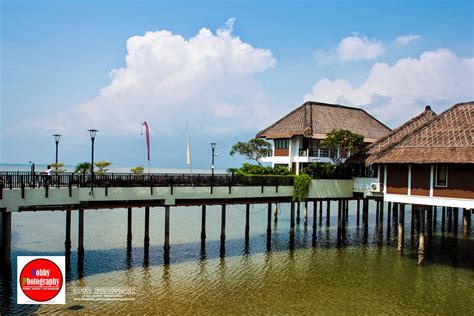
[88,129,98,140]
[53,134,61,142]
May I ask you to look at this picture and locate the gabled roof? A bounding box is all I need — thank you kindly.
[346,105,437,165]
[368,101,474,164]
[256,101,390,142]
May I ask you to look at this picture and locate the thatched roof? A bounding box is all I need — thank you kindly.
[368,101,474,164]
[256,101,390,142]
[347,105,437,165]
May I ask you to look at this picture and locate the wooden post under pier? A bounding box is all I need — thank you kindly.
[245,204,250,241]
[387,202,392,241]
[312,201,317,242]
[453,207,459,234]
[427,207,433,242]
[78,209,84,254]
[319,200,323,226]
[267,203,272,235]
[326,200,331,227]
[65,210,71,253]
[296,202,301,224]
[290,202,295,249]
[127,207,132,244]
[463,208,470,236]
[144,206,150,247]
[447,207,452,232]
[1,211,12,268]
[164,206,170,261]
[441,207,446,232]
[201,205,206,242]
[398,204,405,252]
[304,201,308,225]
[273,203,278,222]
[418,208,425,265]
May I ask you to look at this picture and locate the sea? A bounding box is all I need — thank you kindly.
[1,164,473,314]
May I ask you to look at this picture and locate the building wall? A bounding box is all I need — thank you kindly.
[274,148,289,156]
[386,164,408,194]
[411,164,430,196]
[433,165,474,199]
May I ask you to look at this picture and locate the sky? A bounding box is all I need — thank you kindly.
[1,0,473,170]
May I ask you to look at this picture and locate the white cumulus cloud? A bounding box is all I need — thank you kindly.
[393,34,421,46]
[19,18,276,137]
[305,48,474,127]
[336,34,384,61]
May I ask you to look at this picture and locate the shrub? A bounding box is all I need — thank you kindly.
[228,163,291,176]
[293,174,312,202]
[302,162,352,179]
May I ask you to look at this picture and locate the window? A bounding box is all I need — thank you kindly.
[435,165,448,187]
[274,139,289,149]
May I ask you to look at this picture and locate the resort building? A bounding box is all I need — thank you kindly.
[366,101,474,209]
[256,101,390,174]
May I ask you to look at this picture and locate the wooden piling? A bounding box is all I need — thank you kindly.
[78,209,84,254]
[313,200,317,236]
[127,207,132,243]
[463,208,470,236]
[356,199,360,226]
[453,207,459,234]
[433,206,437,231]
[144,206,150,246]
[273,203,278,222]
[326,200,331,227]
[379,200,384,225]
[201,205,206,241]
[220,205,226,244]
[441,206,446,232]
[267,203,272,235]
[375,200,380,226]
[447,207,452,232]
[398,204,405,252]
[65,210,71,253]
[427,207,433,241]
[410,206,415,236]
[387,202,392,240]
[296,202,301,224]
[1,211,12,267]
[319,200,323,226]
[164,206,170,257]
[418,209,425,265]
[304,201,308,225]
[290,202,295,235]
[245,204,250,240]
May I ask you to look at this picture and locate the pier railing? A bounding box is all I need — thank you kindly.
[0,172,294,190]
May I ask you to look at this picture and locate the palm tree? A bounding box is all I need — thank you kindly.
[74,162,91,175]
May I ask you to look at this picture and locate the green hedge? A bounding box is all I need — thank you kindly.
[228,163,292,176]
[302,162,352,179]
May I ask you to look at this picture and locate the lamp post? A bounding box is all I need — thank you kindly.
[88,129,98,194]
[53,134,61,165]
[210,142,217,176]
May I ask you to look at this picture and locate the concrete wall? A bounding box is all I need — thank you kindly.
[308,179,353,199]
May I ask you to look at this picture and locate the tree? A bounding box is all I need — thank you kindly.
[130,165,144,174]
[229,138,272,166]
[74,162,91,175]
[94,161,113,175]
[50,163,65,174]
[320,129,365,164]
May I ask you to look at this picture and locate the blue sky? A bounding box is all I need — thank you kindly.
[1,0,473,169]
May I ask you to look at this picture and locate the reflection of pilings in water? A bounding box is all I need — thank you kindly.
[418,208,425,265]
[398,204,405,253]
[363,199,368,244]
[326,200,331,227]
[375,200,379,228]
[78,250,85,278]
[220,205,226,257]
[289,202,295,249]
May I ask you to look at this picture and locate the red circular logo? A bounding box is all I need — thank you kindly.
[19,258,63,302]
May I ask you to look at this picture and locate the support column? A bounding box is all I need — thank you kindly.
[245,204,250,241]
[78,209,84,254]
[387,202,392,241]
[273,203,278,222]
[201,205,206,242]
[312,200,317,242]
[326,200,331,227]
[290,202,295,249]
[127,207,132,243]
[220,205,226,246]
[144,206,150,247]
[433,206,438,232]
[319,200,323,226]
[304,201,308,225]
[427,207,433,242]
[164,206,170,261]
[441,207,446,232]
[375,200,380,227]
[356,199,360,226]
[463,208,470,236]
[453,207,459,234]
[1,211,12,268]
[447,207,453,232]
[65,210,71,253]
[267,203,272,235]
[296,202,301,224]
[398,204,405,252]
[410,206,415,236]
[418,208,425,265]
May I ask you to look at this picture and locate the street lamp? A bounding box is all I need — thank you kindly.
[210,142,217,176]
[53,134,61,165]
[88,129,98,194]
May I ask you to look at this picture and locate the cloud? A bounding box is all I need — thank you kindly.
[305,48,474,126]
[336,34,384,61]
[16,18,276,138]
[393,34,421,46]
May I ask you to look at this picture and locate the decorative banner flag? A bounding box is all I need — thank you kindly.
[141,122,150,161]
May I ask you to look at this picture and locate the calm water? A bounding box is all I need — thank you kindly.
[1,201,473,314]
